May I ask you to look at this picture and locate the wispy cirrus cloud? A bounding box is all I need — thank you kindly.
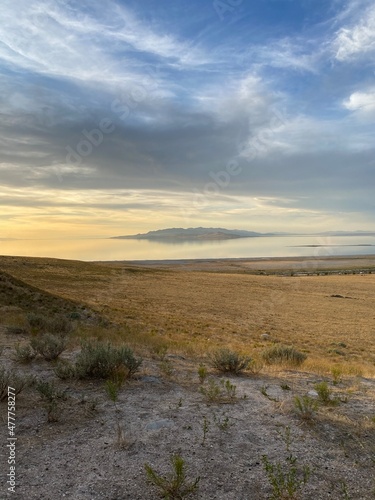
[333,3,375,62]
[0,0,206,88]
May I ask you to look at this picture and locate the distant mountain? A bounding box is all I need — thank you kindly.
[111,227,267,241]
[110,228,375,241]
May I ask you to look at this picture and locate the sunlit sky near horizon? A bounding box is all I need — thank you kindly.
[1,0,375,240]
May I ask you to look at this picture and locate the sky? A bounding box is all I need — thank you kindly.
[0,0,375,239]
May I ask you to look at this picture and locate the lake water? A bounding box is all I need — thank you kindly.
[1,235,375,261]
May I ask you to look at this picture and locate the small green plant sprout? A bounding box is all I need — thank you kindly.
[293,395,318,421]
[210,348,251,375]
[262,345,307,367]
[35,380,67,422]
[104,379,130,448]
[153,344,168,361]
[110,365,129,388]
[201,415,209,446]
[197,364,207,384]
[331,366,343,385]
[199,378,237,404]
[105,379,120,405]
[314,381,339,406]
[262,453,310,500]
[145,454,200,499]
[13,343,36,363]
[160,359,174,377]
[222,379,236,400]
[199,378,221,403]
[276,425,293,453]
[213,413,233,432]
[339,480,351,500]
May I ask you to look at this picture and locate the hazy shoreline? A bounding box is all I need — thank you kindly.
[96,254,375,273]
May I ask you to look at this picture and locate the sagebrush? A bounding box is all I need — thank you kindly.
[262,345,307,367]
[75,341,142,379]
[210,348,252,375]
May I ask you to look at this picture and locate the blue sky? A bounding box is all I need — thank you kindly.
[0,0,374,238]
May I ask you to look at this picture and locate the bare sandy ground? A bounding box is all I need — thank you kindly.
[1,351,374,500]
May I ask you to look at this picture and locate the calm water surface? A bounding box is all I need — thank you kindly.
[1,236,375,261]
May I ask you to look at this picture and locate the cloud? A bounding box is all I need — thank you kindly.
[343,88,375,117]
[249,38,321,74]
[333,4,375,62]
[0,0,206,90]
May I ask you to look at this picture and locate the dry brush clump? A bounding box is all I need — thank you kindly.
[75,340,142,379]
[0,367,34,401]
[262,345,307,367]
[293,395,318,421]
[210,348,252,375]
[199,377,237,404]
[27,313,73,335]
[30,333,67,361]
[35,379,68,422]
[13,343,37,363]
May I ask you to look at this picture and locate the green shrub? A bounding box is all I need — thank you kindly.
[54,360,77,380]
[197,364,208,384]
[35,380,67,422]
[0,368,35,401]
[30,333,67,361]
[210,348,252,375]
[27,313,48,331]
[331,366,343,385]
[262,345,307,367]
[13,343,36,363]
[199,378,237,403]
[145,454,200,499]
[48,315,73,335]
[314,381,339,406]
[75,341,142,379]
[27,313,73,335]
[262,454,310,500]
[293,395,318,420]
[36,379,67,401]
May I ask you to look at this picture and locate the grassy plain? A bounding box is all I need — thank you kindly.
[1,254,374,377]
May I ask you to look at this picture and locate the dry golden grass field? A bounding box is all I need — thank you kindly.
[1,254,375,377]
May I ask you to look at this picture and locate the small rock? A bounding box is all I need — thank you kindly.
[261,334,271,341]
[307,390,319,398]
